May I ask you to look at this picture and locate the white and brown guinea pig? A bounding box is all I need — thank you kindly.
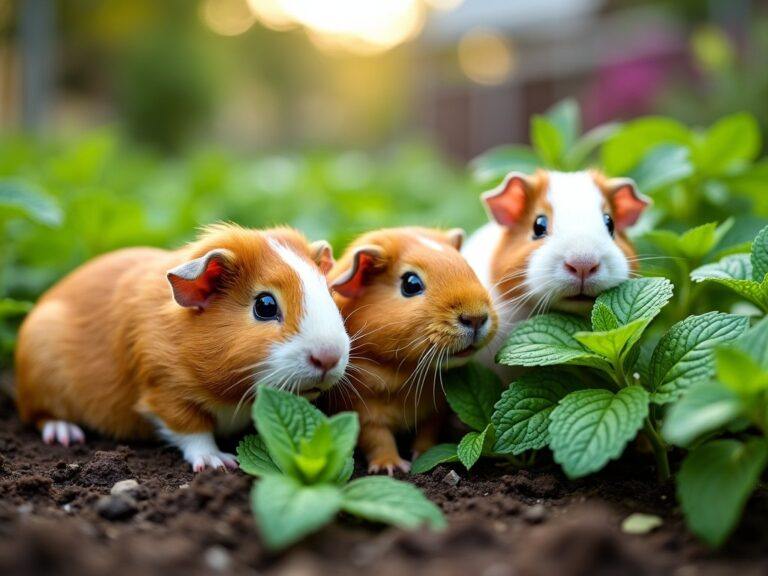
[14,224,350,471]
[327,227,498,474]
[462,169,649,368]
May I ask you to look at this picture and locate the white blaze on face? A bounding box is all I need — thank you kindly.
[526,171,630,303]
[262,239,350,392]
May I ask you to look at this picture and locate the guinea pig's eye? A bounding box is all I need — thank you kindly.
[400,272,425,297]
[253,292,280,321]
[532,215,548,239]
[604,213,615,237]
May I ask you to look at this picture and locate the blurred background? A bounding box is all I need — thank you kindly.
[0,0,767,360]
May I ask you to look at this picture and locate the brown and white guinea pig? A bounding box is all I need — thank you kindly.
[14,224,350,471]
[462,169,649,367]
[327,227,497,474]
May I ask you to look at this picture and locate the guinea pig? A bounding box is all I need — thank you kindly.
[14,224,350,471]
[462,169,649,367]
[327,227,497,474]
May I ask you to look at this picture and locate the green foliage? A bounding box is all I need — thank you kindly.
[239,388,444,550]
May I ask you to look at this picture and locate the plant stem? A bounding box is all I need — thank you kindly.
[643,418,670,482]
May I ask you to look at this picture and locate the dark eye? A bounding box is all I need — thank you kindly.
[532,215,548,239]
[604,213,615,236]
[400,272,425,297]
[253,292,280,321]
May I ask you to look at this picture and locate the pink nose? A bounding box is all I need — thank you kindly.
[309,352,340,373]
[564,259,600,281]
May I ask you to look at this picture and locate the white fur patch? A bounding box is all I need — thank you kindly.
[265,240,350,392]
[153,421,238,471]
[417,236,445,252]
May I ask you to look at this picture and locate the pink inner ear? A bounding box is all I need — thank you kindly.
[613,185,647,230]
[333,252,375,298]
[317,252,334,276]
[485,177,528,227]
[170,260,224,309]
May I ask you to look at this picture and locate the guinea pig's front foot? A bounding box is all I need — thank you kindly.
[41,420,86,447]
[367,454,411,476]
[188,449,239,473]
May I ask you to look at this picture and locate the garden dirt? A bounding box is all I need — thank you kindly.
[1,392,767,576]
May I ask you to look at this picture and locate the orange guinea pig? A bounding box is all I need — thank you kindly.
[327,227,497,474]
[14,224,350,471]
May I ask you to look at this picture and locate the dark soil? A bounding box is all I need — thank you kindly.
[1,392,767,576]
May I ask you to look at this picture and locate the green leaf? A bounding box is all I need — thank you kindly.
[678,438,768,547]
[549,386,649,478]
[545,98,580,151]
[595,278,674,326]
[252,475,342,550]
[750,225,768,282]
[692,253,752,281]
[444,363,503,431]
[294,422,333,483]
[340,476,446,530]
[650,312,749,405]
[694,113,761,176]
[662,381,743,447]
[0,180,63,226]
[316,412,359,484]
[715,347,768,396]
[531,116,564,168]
[591,301,619,332]
[237,435,282,477]
[469,145,540,184]
[456,424,494,470]
[564,122,620,169]
[411,443,459,474]
[253,387,324,478]
[492,369,579,455]
[627,144,694,193]
[602,117,691,175]
[496,314,609,370]
[574,317,651,363]
[731,315,768,369]
[0,298,34,319]
[647,220,735,261]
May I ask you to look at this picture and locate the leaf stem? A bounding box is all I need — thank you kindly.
[643,417,670,482]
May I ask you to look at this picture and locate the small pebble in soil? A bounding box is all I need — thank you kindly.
[204,546,232,572]
[523,503,547,524]
[621,513,663,535]
[96,494,138,521]
[110,479,139,496]
[443,470,461,486]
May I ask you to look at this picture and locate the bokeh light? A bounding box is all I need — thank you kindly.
[458,28,516,85]
[200,0,256,36]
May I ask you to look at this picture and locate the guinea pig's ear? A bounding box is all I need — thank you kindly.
[481,172,534,227]
[309,240,334,275]
[166,248,234,310]
[445,228,466,251]
[331,245,387,298]
[606,178,650,231]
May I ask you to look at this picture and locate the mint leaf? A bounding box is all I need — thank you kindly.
[254,387,324,478]
[574,317,651,363]
[457,424,494,470]
[732,316,768,369]
[252,476,342,550]
[650,312,749,405]
[595,278,673,326]
[751,225,768,282]
[237,435,282,477]
[411,443,459,474]
[549,386,649,478]
[591,301,619,332]
[0,180,63,226]
[445,363,502,431]
[694,113,761,177]
[662,382,743,447]
[715,347,768,396]
[627,144,693,193]
[545,98,580,151]
[678,438,768,547]
[692,253,752,281]
[496,314,609,370]
[340,477,446,530]
[531,116,564,167]
[469,145,540,183]
[492,369,579,455]
[316,412,359,484]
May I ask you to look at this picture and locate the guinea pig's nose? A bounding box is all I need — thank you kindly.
[309,351,340,373]
[459,313,488,333]
[564,258,600,281]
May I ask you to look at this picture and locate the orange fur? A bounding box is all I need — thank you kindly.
[15,224,327,440]
[327,227,497,473]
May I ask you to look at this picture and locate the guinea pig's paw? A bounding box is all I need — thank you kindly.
[368,455,411,476]
[189,451,239,473]
[41,420,86,447]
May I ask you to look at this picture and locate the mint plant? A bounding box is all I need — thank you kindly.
[237,387,445,550]
[491,277,748,480]
[691,224,768,314]
[663,317,768,547]
[411,363,504,473]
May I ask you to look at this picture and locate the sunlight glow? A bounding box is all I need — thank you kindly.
[458,28,516,85]
[201,0,256,36]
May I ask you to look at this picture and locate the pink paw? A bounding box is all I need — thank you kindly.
[190,452,239,472]
[41,421,85,447]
